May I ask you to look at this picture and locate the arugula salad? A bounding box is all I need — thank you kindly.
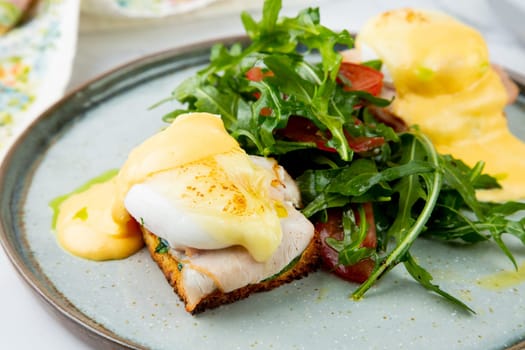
[157,0,525,312]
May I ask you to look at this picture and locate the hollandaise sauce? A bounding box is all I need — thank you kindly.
[51,113,285,262]
[50,169,143,260]
[52,178,143,260]
[358,8,525,201]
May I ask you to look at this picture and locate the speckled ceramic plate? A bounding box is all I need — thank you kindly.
[1,37,525,350]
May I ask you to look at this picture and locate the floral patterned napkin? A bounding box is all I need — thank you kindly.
[0,0,79,158]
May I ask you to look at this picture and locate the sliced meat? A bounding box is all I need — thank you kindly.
[176,202,314,307]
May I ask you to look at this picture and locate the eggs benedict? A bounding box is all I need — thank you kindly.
[53,112,319,313]
[354,8,525,201]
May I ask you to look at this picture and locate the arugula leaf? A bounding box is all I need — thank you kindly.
[424,200,525,269]
[264,55,316,100]
[302,193,351,219]
[486,201,525,216]
[403,253,475,313]
[260,0,281,33]
[327,159,434,196]
[439,155,485,219]
[361,59,383,71]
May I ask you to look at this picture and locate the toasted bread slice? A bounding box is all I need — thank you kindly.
[142,227,321,314]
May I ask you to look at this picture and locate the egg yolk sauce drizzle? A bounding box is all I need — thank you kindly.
[357,8,525,202]
[53,113,285,261]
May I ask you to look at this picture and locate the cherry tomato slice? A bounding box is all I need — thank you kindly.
[246,67,274,82]
[338,62,384,96]
[347,135,385,153]
[278,116,385,153]
[317,204,377,284]
[277,116,334,151]
[246,67,264,82]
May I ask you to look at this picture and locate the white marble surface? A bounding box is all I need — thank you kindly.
[1,0,524,349]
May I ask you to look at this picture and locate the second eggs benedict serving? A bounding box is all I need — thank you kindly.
[355,8,525,202]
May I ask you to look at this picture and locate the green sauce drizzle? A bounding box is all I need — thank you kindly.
[49,169,119,229]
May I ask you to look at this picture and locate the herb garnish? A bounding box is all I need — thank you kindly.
[155,237,170,254]
[73,207,89,221]
[158,0,525,312]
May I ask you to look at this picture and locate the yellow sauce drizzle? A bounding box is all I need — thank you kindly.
[51,169,143,260]
[477,262,525,290]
